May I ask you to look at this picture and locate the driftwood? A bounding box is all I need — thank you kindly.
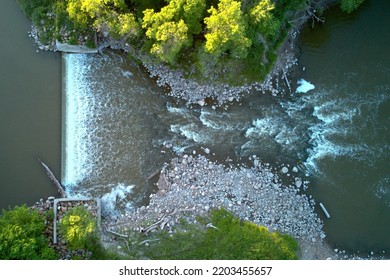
[142,213,168,235]
[105,227,129,238]
[147,168,161,181]
[206,223,219,230]
[282,69,292,92]
[141,208,194,235]
[37,158,66,198]
[138,239,160,246]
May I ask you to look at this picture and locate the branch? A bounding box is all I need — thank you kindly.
[37,158,66,198]
[138,239,160,246]
[105,227,129,238]
[282,69,291,93]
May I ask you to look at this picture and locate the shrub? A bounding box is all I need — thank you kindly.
[58,205,97,250]
[0,205,57,260]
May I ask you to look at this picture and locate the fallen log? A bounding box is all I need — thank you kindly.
[37,158,66,198]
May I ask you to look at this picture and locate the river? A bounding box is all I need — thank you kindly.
[0,0,61,210]
[2,0,389,257]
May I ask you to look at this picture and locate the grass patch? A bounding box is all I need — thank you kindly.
[124,209,299,260]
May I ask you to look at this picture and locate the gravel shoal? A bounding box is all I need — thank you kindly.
[105,154,325,245]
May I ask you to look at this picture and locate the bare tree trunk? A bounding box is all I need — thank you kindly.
[37,158,66,198]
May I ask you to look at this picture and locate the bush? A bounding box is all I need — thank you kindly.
[58,206,97,250]
[0,205,57,260]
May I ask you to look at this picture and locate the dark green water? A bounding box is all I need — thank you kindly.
[0,0,61,210]
[297,1,390,255]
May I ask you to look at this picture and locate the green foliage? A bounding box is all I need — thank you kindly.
[142,0,206,64]
[150,20,191,64]
[249,0,281,41]
[20,0,363,84]
[204,0,251,59]
[58,205,97,250]
[107,13,140,39]
[340,0,366,13]
[16,0,54,18]
[0,205,57,260]
[131,209,298,260]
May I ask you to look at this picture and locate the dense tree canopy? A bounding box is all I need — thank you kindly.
[204,0,251,59]
[16,0,368,82]
[249,0,280,41]
[142,0,206,63]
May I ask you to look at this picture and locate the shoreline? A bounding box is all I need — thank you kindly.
[102,154,336,259]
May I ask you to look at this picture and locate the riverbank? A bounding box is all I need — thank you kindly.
[27,1,317,107]
[100,153,342,259]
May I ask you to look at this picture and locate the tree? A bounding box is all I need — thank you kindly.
[249,0,281,41]
[66,0,128,28]
[204,0,251,59]
[142,0,206,63]
[340,0,366,13]
[181,0,206,35]
[150,20,191,64]
[106,13,140,39]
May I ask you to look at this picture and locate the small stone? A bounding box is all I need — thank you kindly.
[281,167,288,174]
[204,205,210,211]
[295,179,303,188]
[292,167,298,173]
[197,100,205,106]
[204,148,210,154]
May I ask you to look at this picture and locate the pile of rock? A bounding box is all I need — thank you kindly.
[106,154,325,244]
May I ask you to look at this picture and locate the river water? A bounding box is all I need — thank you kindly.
[2,0,389,257]
[62,1,389,256]
[0,0,61,210]
[297,1,390,255]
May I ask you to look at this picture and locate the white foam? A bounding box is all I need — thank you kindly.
[122,70,133,78]
[63,54,90,188]
[199,110,248,131]
[296,79,315,93]
[101,184,134,216]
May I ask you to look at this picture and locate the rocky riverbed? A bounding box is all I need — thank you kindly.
[102,153,334,258]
